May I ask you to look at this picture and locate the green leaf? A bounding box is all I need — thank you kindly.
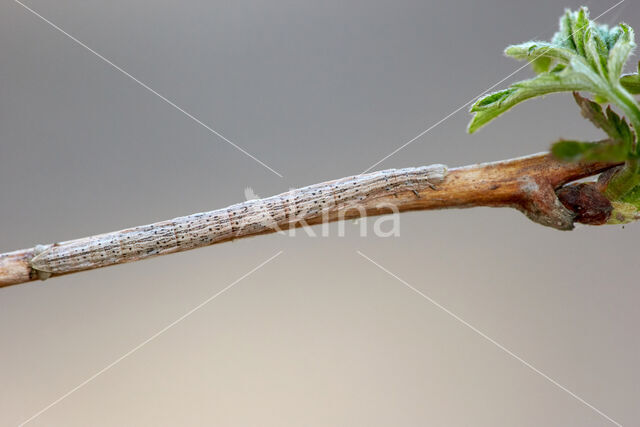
[572,92,635,150]
[505,42,574,64]
[554,93,636,165]
[621,74,640,94]
[568,8,589,56]
[551,139,629,162]
[468,66,596,133]
[608,24,635,85]
[620,61,640,94]
[468,7,638,133]
[531,56,552,74]
[552,10,576,51]
[583,27,608,78]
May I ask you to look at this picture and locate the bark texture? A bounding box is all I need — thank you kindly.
[0,153,618,288]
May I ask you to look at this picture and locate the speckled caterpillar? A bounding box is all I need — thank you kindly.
[29,165,447,277]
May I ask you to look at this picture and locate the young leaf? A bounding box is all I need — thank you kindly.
[583,27,608,78]
[607,24,635,85]
[572,8,590,56]
[551,139,629,162]
[553,93,636,164]
[468,66,595,133]
[531,56,553,74]
[504,42,574,64]
[620,61,640,94]
[621,74,640,94]
[468,7,637,133]
[572,92,635,150]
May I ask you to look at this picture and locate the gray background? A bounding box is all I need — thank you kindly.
[1,0,639,425]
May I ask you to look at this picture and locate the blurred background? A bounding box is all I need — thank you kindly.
[1,0,639,425]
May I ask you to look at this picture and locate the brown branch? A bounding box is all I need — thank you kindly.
[0,152,619,288]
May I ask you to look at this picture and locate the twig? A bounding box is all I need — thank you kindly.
[0,152,617,288]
